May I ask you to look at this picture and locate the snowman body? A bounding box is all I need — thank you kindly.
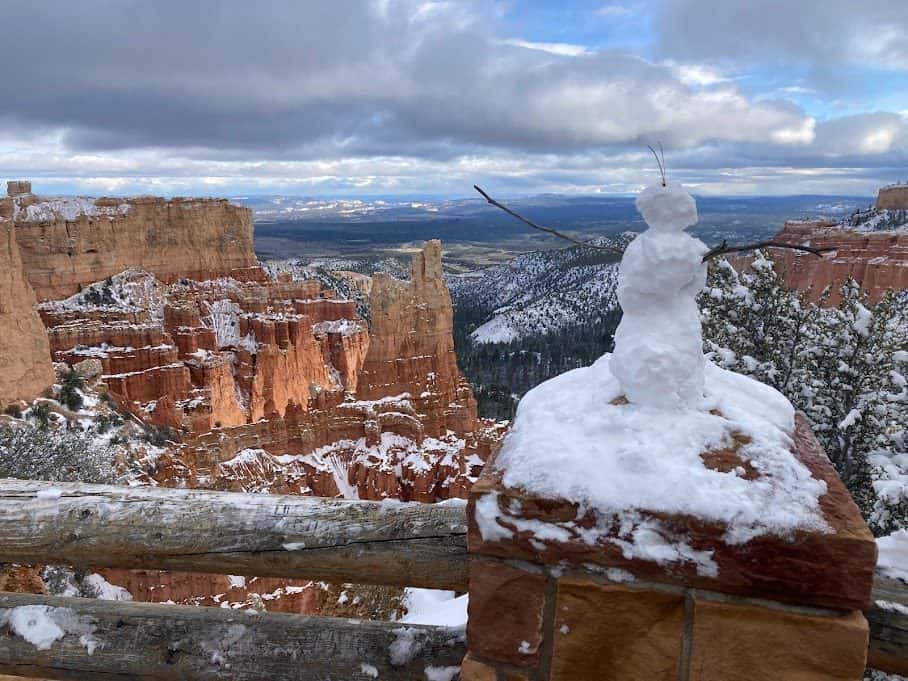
[611,184,708,410]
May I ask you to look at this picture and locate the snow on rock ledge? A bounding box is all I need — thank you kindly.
[495,354,828,544]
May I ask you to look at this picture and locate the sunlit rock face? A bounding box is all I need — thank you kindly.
[0,212,54,406]
[876,184,908,211]
[359,240,478,436]
[11,191,264,301]
[31,237,497,501]
[739,219,908,306]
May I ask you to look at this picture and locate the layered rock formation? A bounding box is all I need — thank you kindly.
[762,219,908,305]
[40,270,370,434]
[0,202,54,406]
[359,240,477,437]
[1,182,500,614]
[876,184,908,210]
[5,182,263,300]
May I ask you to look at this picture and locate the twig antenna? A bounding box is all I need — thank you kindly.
[647,143,667,186]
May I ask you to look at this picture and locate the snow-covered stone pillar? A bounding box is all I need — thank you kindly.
[462,185,876,681]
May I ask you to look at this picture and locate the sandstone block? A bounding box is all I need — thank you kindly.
[468,414,876,611]
[460,654,498,681]
[689,598,867,681]
[551,579,684,681]
[0,222,54,405]
[73,357,103,380]
[467,561,546,667]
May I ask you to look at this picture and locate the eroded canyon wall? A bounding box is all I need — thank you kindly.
[876,185,908,211]
[11,189,263,301]
[0,202,55,405]
[765,220,908,305]
[358,239,477,437]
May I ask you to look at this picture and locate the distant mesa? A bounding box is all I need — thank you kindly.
[876,183,908,211]
[7,179,31,197]
[733,182,908,305]
[2,180,264,301]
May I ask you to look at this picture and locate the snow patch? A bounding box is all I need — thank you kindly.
[424,666,460,681]
[0,605,99,654]
[400,589,468,628]
[495,355,829,546]
[877,529,908,582]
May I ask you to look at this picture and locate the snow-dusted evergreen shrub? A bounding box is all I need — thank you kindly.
[0,424,118,483]
[58,370,85,412]
[701,253,907,534]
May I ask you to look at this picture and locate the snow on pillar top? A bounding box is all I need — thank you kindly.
[610,184,708,410]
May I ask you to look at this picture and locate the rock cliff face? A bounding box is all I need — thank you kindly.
[0,207,54,405]
[761,220,908,305]
[55,243,498,613]
[876,184,908,210]
[9,187,263,301]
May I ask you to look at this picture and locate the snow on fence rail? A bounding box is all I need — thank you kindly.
[0,479,469,590]
[0,591,466,681]
[0,479,904,677]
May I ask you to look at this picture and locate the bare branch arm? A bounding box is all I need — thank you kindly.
[474,185,625,255]
[473,185,834,264]
[702,240,835,262]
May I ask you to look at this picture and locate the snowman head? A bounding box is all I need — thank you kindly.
[635,184,698,233]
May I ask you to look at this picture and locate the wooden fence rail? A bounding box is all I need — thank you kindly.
[0,479,468,591]
[0,479,904,676]
[0,591,466,681]
[868,575,908,676]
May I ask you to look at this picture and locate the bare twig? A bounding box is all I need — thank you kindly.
[647,144,666,186]
[473,185,624,255]
[702,240,835,263]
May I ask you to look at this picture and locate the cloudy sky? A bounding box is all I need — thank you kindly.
[2,0,906,197]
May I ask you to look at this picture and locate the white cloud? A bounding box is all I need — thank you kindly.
[666,62,731,87]
[499,39,590,57]
[657,0,908,74]
[0,0,905,196]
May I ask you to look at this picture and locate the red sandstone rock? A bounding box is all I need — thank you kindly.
[467,561,546,667]
[9,234,499,612]
[358,239,477,437]
[12,194,265,301]
[468,413,876,611]
[876,184,908,210]
[0,220,54,405]
[741,220,908,305]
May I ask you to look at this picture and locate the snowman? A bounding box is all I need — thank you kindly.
[610,183,709,410]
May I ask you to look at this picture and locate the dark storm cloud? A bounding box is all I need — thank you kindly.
[0,0,812,158]
[0,0,905,196]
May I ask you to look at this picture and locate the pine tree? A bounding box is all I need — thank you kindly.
[700,254,907,534]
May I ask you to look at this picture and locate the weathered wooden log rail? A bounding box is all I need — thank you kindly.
[868,575,908,676]
[0,591,465,680]
[0,479,904,679]
[0,479,468,590]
